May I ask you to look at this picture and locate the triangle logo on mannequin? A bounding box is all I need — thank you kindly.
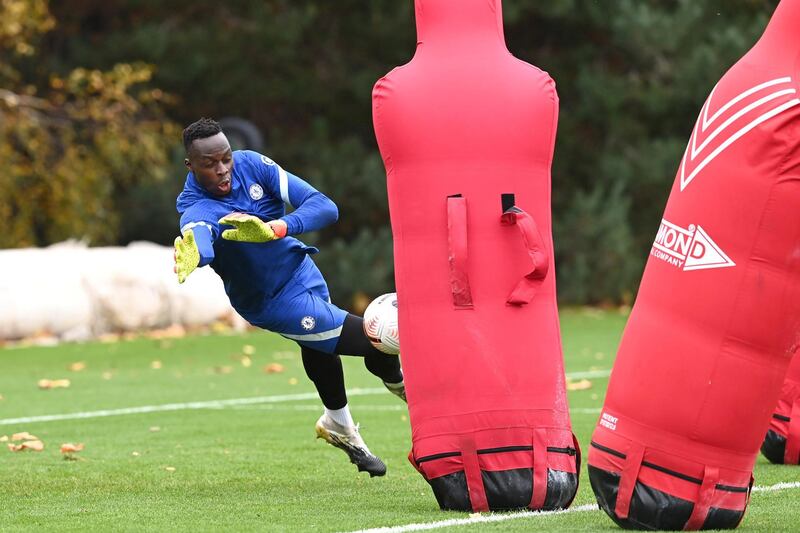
[650,218,735,271]
[678,77,800,192]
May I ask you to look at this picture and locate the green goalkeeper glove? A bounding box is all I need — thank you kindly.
[174,230,200,284]
[219,213,287,242]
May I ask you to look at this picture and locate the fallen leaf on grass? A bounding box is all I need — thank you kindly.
[8,440,44,452]
[242,344,256,356]
[60,443,84,454]
[211,321,231,333]
[150,360,162,370]
[131,451,140,457]
[38,379,71,389]
[101,372,114,380]
[164,466,176,472]
[0,436,8,442]
[25,333,59,347]
[566,379,593,391]
[149,426,160,433]
[262,363,285,374]
[0,394,4,400]
[61,443,84,461]
[288,377,298,385]
[68,362,86,372]
[12,432,39,441]
[146,324,186,340]
[231,354,253,367]
[214,366,233,374]
[98,333,120,343]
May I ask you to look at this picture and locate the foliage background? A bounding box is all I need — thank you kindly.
[0,0,779,307]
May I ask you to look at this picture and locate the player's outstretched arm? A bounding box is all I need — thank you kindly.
[219,212,287,243]
[174,230,200,283]
[281,171,338,234]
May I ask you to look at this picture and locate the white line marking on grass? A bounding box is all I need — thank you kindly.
[752,481,800,492]
[226,404,406,412]
[571,408,602,414]
[566,369,611,379]
[0,388,387,426]
[346,504,598,533]
[0,369,607,427]
[345,481,800,533]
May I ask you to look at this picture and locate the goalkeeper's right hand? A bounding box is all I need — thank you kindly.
[174,230,200,284]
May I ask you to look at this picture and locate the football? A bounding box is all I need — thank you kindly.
[363,292,400,355]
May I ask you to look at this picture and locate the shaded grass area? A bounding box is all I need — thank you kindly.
[0,308,797,531]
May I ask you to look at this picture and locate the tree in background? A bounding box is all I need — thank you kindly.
[6,0,780,306]
[44,0,413,310]
[504,0,776,303]
[0,0,176,248]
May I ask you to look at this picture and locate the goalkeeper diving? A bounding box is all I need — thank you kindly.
[174,118,405,477]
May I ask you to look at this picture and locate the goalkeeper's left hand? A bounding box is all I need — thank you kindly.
[219,213,287,242]
[174,230,200,284]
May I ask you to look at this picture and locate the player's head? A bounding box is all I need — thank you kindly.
[183,117,234,197]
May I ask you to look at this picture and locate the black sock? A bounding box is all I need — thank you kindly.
[335,313,403,384]
[301,346,347,409]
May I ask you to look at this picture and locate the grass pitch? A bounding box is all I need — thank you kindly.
[0,308,797,532]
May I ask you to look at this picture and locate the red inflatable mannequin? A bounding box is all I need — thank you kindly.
[589,1,800,529]
[372,0,578,512]
[762,350,800,465]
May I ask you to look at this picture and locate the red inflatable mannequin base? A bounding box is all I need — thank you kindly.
[762,351,800,465]
[588,1,800,529]
[372,0,578,511]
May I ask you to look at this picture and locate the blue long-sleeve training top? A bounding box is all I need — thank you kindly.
[176,150,338,313]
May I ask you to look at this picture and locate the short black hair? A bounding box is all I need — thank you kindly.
[183,117,222,152]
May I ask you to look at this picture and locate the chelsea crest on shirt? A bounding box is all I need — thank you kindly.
[249,183,264,200]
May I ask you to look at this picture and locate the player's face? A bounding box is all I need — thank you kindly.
[185,132,234,196]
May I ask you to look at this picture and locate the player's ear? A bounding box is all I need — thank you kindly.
[184,157,191,170]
